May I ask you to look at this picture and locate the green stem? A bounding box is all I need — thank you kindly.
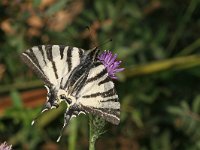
[89,115,96,150]
[123,55,200,78]
[68,119,78,150]
[89,115,106,150]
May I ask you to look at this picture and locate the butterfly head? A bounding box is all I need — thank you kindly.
[57,89,76,106]
[84,47,100,62]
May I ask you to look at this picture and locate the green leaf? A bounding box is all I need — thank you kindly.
[181,101,190,111]
[107,2,115,19]
[45,0,68,16]
[131,109,143,127]
[192,95,200,113]
[168,106,183,115]
[94,0,105,20]
[33,0,41,7]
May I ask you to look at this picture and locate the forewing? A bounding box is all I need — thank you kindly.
[77,62,120,125]
[21,45,84,87]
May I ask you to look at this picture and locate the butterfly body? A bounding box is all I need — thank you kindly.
[21,45,120,141]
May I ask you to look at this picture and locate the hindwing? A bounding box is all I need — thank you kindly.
[77,62,120,125]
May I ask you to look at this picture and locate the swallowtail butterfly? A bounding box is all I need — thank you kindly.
[21,45,120,141]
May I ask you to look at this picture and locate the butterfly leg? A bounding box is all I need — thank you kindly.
[56,104,86,142]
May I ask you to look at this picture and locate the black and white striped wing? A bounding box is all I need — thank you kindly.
[78,63,120,125]
[21,45,84,88]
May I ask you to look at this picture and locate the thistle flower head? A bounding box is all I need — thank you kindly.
[0,142,12,150]
[98,50,124,79]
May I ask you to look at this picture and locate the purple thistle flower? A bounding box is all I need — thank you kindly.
[98,50,124,79]
[0,142,12,150]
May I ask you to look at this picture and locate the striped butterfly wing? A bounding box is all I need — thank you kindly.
[21,45,84,113]
[77,62,120,125]
[21,45,84,88]
[21,46,120,142]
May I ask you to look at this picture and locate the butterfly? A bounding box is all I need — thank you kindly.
[21,45,120,141]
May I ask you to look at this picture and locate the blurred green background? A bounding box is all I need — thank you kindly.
[0,0,200,149]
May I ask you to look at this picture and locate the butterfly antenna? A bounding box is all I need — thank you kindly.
[96,38,112,49]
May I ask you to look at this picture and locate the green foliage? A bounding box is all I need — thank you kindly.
[0,0,200,149]
[168,97,200,149]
